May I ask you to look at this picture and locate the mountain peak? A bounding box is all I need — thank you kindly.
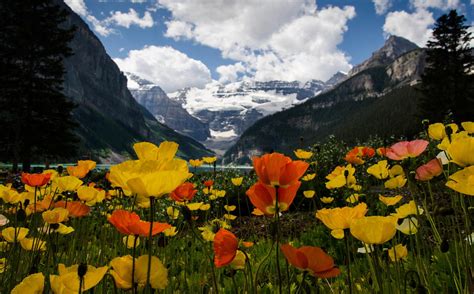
[348,35,419,77]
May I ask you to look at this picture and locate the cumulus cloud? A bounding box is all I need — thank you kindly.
[373,0,392,15]
[105,9,154,29]
[383,9,435,46]
[64,0,154,36]
[160,0,355,83]
[113,46,212,92]
[410,0,460,10]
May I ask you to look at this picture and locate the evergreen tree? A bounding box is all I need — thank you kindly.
[0,0,78,171]
[419,10,473,123]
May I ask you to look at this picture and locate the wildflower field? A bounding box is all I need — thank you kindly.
[0,122,473,293]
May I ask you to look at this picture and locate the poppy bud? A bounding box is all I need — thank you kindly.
[440,239,449,253]
[187,241,192,248]
[434,207,454,216]
[344,170,349,177]
[421,119,430,129]
[23,199,30,207]
[17,209,27,222]
[29,265,38,274]
[409,279,417,289]
[157,235,166,248]
[56,165,64,174]
[417,285,427,294]
[50,223,60,230]
[56,195,63,202]
[224,268,236,277]
[181,206,192,223]
[78,263,88,277]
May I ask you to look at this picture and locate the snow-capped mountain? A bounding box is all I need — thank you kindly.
[125,73,210,142]
[126,72,345,154]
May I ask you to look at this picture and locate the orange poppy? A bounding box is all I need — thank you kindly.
[55,201,90,218]
[376,147,388,157]
[108,210,171,237]
[252,153,308,187]
[66,165,89,179]
[213,229,238,268]
[21,173,51,187]
[415,158,443,181]
[170,182,197,202]
[344,147,375,165]
[204,180,214,188]
[246,181,301,216]
[280,244,341,278]
[386,140,429,161]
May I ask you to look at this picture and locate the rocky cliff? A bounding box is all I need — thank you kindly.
[57,0,212,161]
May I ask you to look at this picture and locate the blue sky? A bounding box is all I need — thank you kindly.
[65,0,474,92]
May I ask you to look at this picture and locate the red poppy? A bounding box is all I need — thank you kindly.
[376,147,388,157]
[204,180,214,188]
[170,182,197,202]
[55,201,90,218]
[280,244,340,278]
[108,210,171,237]
[21,173,51,187]
[246,181,301,216]
[252,153,308,187]
[213,229,238,268]
[415,158,443,181]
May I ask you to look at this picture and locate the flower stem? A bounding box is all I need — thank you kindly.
[345,235,353,294]
[146,196,155,290]
[131,235,138,294]
[274,186,282,294]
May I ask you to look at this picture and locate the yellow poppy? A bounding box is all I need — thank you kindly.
[231,177,243,186]
[461,121,474,134]
[189,159,203,167]
[393,201,423,218]
[367,160,389,179]
[315,203,368,239]
[2,227,29,243]
[294,149,313,159]
[20,238,46,251]
[447,136,474,167]
[230,250,247,270]
[397,217,419,235]
[122,235,140,249]
[77,186,105,206]
[346,194,361,203]
[446,166,474,196]
[378,195,403,206]
[11,272,44,294]
[109,255,168,290]
[164,227,178,237]
[224,214,237,220]
[224,205,236,212]
[428,123,446,140]
[202,156,217,164]
[133,141,177,161]
[126,170,190,198]
[320,197,334,204]
[384,175,407,189]
[350,216,397,244]
[51,263,108,293]
[166,207,180,220]
[53,176,83,192]
[200,204,211,211]
[303,190,316,198]
[302,173,316,181]
[42,208,69,224]
[187,202,203,211]
[388,244,408,262]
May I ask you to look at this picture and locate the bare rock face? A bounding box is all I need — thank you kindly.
[386,49,426,85]
[127,73,211,142]
[349,36,419,77]
[56,0,211,160]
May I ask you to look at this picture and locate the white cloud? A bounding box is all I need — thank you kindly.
[160,0,355,83]
[373,0,392,15]
[383,9,435,46]
[216,63,246,83]
[410,0,460,10]
[64,0,87,17]
[114,46,212,92]
[64,1,154,37]
[105,9,154,29]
